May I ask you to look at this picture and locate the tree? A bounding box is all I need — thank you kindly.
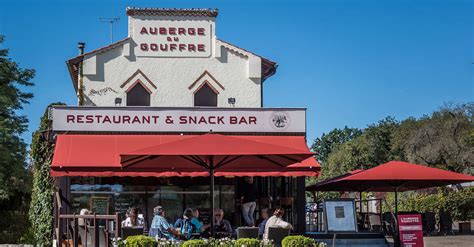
[0,35,34,201]
[322,117,400,179]
[0,35,34,243]
[29,103,65,245]
[393,103,474,173]
[311,126,362,164]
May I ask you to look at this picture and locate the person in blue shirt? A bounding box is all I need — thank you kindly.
[174,208,198,240]
[191,208,203,233]
[149,206,179,240]
[258,208,270,237]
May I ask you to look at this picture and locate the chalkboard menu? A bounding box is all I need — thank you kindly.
[90,196,110,214]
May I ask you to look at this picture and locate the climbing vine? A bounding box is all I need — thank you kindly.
[29,103,65,245]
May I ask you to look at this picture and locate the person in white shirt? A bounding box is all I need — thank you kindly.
[122,207,145,227]
[263,207,293,240]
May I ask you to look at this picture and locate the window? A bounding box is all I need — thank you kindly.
[194,83,217,107]
[127,82,150,106]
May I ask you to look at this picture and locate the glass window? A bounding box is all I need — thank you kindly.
[194,83,217,107]
[127,82,150,106]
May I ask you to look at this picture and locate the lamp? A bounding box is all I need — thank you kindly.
[227,97,236,107]
[115,97,122,106]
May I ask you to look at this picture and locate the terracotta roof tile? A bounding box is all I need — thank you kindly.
[126,7,218,17]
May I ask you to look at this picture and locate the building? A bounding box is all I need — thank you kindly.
[51,7,319,239]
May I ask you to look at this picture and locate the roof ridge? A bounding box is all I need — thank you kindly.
[126,7,218,17]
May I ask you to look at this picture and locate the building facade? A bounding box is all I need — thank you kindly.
[54,7,315,236]
[67,7,276,108]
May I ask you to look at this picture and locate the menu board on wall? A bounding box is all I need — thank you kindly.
[90,196,110,215]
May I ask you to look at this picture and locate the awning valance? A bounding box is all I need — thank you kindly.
[51,134,319,177]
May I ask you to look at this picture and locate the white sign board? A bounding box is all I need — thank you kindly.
[51,107,306,133]
[133,19,212,57]
[324,200,358,232]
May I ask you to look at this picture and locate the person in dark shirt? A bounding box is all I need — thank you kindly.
[202,208,233,239]
[239,176,257,226]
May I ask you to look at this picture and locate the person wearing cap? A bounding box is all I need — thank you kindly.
[149,206,179,240]
[174,208,198,240]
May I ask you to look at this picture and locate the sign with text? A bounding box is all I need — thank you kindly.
[51,107,306,133]
[133,19,212,57]
[323,199,358,232]
[398,214,424,247]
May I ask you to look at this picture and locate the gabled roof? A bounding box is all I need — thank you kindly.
[126,7,218,17]
[66,38,277,91]
[66,37,131,91]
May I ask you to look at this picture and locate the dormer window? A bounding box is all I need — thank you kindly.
[126,81,151,106]
[194,83,218,107]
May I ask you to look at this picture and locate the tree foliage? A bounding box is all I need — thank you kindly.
[309,104,473,206]
[29,103,65,245]
[0,35,34,243]
[0,35,34,202]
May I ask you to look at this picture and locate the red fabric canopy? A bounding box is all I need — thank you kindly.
[51,134,318,177]
[120,133,315,172]
[216,157,320,177]
[306,161,474,192]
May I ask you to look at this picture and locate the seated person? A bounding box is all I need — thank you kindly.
[202,208,233,238]
[174,208,198,240]
[263,207,293,240]
[149,206,179,240]
[258,208,270,237]
[191,208,203,233]
[122,207,145,227]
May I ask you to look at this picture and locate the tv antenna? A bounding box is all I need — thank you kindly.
[100,17,120,43]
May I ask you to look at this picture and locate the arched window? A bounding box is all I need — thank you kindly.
[126,81,151,106]
[194,83,218,107]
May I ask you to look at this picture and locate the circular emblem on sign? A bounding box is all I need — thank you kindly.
[270,112,290,130]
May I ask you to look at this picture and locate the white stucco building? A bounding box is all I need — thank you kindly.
[67,7,277,108]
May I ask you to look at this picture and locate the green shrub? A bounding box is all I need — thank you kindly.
[282,235,316,247]
[235,238,260,246]
[126,235,157,247]
[207,237,234,247]
[182,239,207,247]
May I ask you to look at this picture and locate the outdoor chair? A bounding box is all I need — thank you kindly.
[236,227,259,239]
[86,225,107,247]
[369,214,382,232]
[267,227,290,247]
[422,212,436,235]
[122,227,144,239]
[439,212,454,235]
[382,212,395,236]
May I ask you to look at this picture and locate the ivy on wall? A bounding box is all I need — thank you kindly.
[29,103,65,245]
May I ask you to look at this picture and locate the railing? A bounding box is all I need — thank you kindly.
[57,213,121,247]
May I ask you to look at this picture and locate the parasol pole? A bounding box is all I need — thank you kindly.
[394,187,400,247]
[209,156,215,238]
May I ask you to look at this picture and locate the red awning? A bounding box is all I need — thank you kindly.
[51,134,318,177]
[215,157,320,177]
[306,161,474,192]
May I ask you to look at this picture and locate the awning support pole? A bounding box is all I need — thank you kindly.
[394,187,400,247]
[210,156,215,238]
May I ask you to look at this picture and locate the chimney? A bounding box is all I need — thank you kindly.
[78,42,85,55]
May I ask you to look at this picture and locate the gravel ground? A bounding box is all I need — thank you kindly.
[386,235,474,247]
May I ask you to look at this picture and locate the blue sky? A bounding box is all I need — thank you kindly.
[1,0,472,145]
